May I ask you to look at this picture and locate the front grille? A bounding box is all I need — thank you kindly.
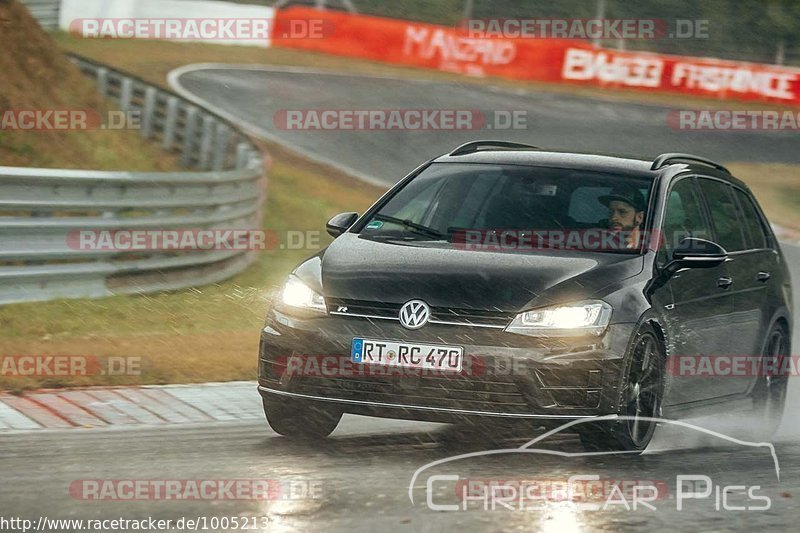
[326,298,514,329]
[261,355,607,412]
[430,306,512,328]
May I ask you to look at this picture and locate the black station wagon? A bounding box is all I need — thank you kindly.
[258,141,792,452]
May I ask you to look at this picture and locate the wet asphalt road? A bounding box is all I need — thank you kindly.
[171,66,800,185]
[2,69,799,532]
[2,415,800,532]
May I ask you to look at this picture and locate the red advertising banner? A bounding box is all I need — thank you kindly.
[271,7,582,81]
[271,7,800,106]
[561,47,800,104]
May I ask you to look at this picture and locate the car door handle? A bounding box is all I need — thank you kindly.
[757,271,771,283]
[717,277,734,289]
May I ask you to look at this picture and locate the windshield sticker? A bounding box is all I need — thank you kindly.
[534,184,558,196]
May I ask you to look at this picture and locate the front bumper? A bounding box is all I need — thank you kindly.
[257,307,635,422]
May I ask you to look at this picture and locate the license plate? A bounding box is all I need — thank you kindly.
[351,338,463,372]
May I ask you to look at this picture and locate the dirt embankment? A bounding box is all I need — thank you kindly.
[0,0,178,170]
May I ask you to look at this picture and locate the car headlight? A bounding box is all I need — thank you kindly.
[505,300,612,337]
[281,275,327,313]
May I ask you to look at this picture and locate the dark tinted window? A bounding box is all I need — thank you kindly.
[698,179,747,252]
[360,163,652,254]
[661,178,712,260]
[568,185,650,224]
[733,188,769,250]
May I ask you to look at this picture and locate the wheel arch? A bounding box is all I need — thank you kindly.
[627,310,671,408]
[768,308,792,351]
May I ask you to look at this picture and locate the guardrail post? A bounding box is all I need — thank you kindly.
[213,123,231,171]
[236,142,250,169]
[96,67,109,96]
[162,97,180,151]
[199,115,215,170]
[120,78,133,111]
[140,87,158,139]
[182,107,199,168]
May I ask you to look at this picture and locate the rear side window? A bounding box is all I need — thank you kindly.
[698,179,747,252]
[733,188,769,250]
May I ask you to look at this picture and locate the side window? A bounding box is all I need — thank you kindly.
[697,179,747,253]
[660,178,711,260]
[733,188,769,250]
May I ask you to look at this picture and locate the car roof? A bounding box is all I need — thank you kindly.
[433,150,658,177]
[433,148,748,190]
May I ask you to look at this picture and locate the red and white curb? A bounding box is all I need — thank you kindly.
[0,381,261,431]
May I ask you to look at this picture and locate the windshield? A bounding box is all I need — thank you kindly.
[358,163,653,253]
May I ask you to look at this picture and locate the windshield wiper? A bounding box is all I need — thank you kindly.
[372,214,446,240]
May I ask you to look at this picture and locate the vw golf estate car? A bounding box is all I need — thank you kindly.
[258,141,792,452]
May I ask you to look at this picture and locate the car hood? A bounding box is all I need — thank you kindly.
[315,234,644,312]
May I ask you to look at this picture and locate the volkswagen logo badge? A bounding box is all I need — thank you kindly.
[399,300,431,330]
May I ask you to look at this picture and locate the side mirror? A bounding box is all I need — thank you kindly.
[326,212,359,238]
[665,237,728,274]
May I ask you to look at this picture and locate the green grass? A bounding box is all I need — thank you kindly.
[0,2,180,171]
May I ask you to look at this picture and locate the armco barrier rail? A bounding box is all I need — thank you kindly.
[0,55,266,305]
[18,0,60,31]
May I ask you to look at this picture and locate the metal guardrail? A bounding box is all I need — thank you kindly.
[0,55,267,305]
[19,0,60,31]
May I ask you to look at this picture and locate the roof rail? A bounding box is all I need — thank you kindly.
[449,140,541,157]
[651,153,729,173]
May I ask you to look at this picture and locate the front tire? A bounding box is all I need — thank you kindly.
[263,396,342,440]
[578,324,665,453]
[750,324,790,439]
